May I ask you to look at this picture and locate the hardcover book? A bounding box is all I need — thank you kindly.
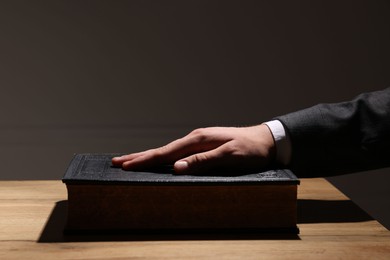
[62,153,300,233]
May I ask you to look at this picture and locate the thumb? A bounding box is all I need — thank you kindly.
[173,146,225,174]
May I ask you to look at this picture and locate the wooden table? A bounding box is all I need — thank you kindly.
[1,179,389,259]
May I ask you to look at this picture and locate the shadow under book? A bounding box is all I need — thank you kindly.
[62,154,300,234]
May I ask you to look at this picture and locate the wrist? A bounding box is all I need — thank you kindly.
[257,124,277,165]
[262,120,291,166]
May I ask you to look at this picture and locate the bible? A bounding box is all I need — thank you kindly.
[62,153,300,233]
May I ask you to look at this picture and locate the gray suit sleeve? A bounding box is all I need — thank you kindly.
[276,87,390,177]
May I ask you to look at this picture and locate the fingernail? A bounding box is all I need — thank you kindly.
[174,161,189,172]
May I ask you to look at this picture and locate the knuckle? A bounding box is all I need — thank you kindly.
[192,153,208,164]
[189,128,208,142]
[224,142,242,156]
[190,127,205,136]
[151,147,167,162]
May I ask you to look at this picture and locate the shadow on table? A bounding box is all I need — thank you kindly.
[37,199,373,243]
[298,199,373,223]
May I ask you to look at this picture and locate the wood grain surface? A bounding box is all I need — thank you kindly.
[1,179,390,259]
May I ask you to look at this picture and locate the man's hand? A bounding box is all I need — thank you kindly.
[112,124,276,174]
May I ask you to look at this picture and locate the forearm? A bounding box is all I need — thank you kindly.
[277,87,390,177]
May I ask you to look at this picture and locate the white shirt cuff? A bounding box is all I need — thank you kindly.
[263,120,292,165]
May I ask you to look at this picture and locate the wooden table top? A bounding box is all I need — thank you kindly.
[1,178,389,259]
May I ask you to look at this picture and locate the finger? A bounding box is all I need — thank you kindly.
[121,139,217,170]
[155,131,227,160]
[111,156,124,166]
[173,143,231,174]
[111,151,150,166]
[122,130,230,170]
[121,151,163,170]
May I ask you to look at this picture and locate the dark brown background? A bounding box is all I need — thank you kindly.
[1,0,389,229]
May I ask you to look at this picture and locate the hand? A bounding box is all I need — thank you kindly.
[112,124,276,174]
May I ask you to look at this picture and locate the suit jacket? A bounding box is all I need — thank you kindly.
[277,87,390,177]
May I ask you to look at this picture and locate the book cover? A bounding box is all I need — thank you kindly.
[63,153,300,233]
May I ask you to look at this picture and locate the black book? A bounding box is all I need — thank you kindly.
[62,153,300,233]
